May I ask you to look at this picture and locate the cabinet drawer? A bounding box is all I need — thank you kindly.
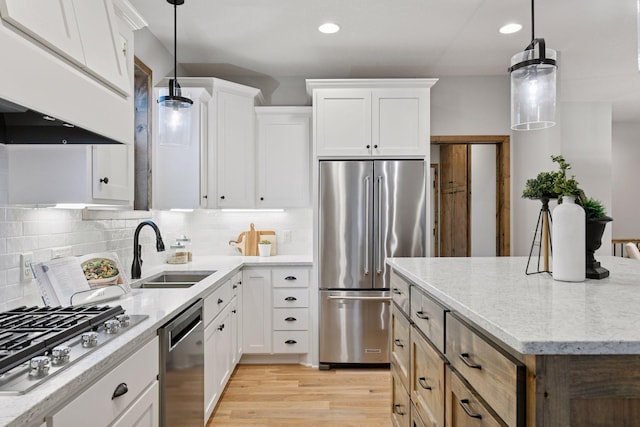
[411,286,446,353]
[391,369,411,427]
[204,279,233,326]
[411,329,445,427]
[273,288,309,308]
[391,305,411,392]
[272,331,309,353]
[273,308,309,330]
[446,368,503,427]
[50,338,159,427]
[272,268,309,288]
[411,403,427,427]
[390,270,410,315]
[446,314,524,426]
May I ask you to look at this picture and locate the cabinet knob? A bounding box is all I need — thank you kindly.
[220,195,225,200]
[112,383,128,400]
[99,177,109,184]
[374,145,378,149]
[260,197,264,201]
[203,195,208,199]
[284,317,297,322]
[217,298,224,304]
[218,324,225,331]
[232,309,237,314]
[366,145,371,149]
[285,339,297,345]
[284,296,297,302]
[284,276,297,281]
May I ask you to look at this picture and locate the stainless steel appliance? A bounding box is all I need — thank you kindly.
[0,305,146,394]
[319,160,426,368]
[158,299,204,427]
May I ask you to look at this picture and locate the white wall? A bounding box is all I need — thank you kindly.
[612,122,640,239]
[471,145,497,256]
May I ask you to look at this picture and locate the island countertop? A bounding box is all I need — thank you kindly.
[387,256,640,356]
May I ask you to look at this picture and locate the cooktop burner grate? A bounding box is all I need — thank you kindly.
[0,305,124,376]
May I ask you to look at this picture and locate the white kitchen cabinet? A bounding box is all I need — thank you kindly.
[204,303,232,420]
[242,266,311,356]
[242,268,272,354]
[7,144,132,205]
[48,337,159,427]
[255,107,311,208]
[307,79,437,158]
[0,0,131,96]
[152,86,210,209]
[231,271,243,365]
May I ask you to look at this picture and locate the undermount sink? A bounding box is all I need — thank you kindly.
[135,270,216,289]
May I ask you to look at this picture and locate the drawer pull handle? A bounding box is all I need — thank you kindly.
[393,404,405,416]
[217,298,224,304]
[285,317,297,322]
[418,377,432,390]
[391,288,402,295]
[218,324,225,331]
[112,382,128,400]
[232,309,237,314]
[285,339,297,344]
[393,339,404,348]
[459,353,482,369]
[415,311,429,320]
[284,296,297,301]
[284,276,297,281]
[233,284,238,289]
[459,399,482,419]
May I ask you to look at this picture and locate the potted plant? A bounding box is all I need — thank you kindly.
[258,240,272,257]
[522,155,613,279]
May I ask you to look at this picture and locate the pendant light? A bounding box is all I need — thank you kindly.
[158,0,192,146]
[508,0,557,131]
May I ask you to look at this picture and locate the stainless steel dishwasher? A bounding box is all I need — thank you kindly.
[159,299,204,427]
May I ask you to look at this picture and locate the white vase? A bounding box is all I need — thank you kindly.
[258,244,271,257]
[552,196,585,282]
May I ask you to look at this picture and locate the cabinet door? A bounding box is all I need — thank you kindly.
[372,89,428,157]
[446,368,502,427]
[391,305,411,392]
[242,269,272,353]
[315,89,372,157]
[230,296,239,366]
[215,90,255,207]
[0,0,85,66]
[392,369,411,427]
[72,0,130,95]
[233,272,243,361]
[256,110,310,207]
[204,304,232,420]
[111,381,159,427]
[411,328,445,427]
[92,145,131,202]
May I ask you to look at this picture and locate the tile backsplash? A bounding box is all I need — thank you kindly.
[0,207,312,311]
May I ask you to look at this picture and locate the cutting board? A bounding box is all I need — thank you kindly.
[229,223,277,255]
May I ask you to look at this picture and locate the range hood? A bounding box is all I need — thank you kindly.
[0,97,121,145]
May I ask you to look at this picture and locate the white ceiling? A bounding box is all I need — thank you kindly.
[130,0,640,122]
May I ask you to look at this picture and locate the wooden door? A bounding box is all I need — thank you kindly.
[439,144,469,257]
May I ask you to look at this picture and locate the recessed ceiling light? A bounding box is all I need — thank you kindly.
[499,23,522,34]
[318,23,340,34]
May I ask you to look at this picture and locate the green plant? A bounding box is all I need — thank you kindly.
[582,198,607,219]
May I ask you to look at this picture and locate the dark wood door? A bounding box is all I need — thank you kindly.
[439,144,469,257]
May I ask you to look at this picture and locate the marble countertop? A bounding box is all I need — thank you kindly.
[388,256,640,356]
[0,255,312,427]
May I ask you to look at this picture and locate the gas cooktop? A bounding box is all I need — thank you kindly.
[0,305,147,395]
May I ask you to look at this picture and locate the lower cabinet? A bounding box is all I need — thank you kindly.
[391,368,411,427]
[48,337,159,427]
[411,328,445,427]
[445,368,503,427]
[243,266,311,356]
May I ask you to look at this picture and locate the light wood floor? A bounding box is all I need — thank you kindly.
[207,364,393,427]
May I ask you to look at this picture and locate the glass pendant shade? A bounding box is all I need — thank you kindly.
[158,83,191,147]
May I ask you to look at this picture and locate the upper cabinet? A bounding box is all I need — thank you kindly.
[0,0,130,96]
[255,107,311,208]
[152,86,211,210]
[307,79,437,158]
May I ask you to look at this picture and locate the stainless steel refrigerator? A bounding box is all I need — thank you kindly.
[318,160,426,368]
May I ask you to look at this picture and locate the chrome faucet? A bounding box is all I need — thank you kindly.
[131,220,165,279]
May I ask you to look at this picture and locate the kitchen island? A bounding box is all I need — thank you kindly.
[0,255,312,427]
[387,256,640,426]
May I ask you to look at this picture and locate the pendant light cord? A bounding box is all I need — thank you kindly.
[531,0,535,42]
[174,1,177,83]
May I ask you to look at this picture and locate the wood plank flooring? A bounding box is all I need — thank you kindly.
[207,364,392,427]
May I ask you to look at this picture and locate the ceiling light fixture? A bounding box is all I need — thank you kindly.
[158,0,192,145]
[499,23,522,34]
[318,23,340,34]
[508,0,557,131]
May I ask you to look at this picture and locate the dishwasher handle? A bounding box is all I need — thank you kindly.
[162,299,203,352]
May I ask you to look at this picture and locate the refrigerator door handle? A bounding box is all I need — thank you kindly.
[376,176,383,275]
[327,295,392,302]
[364,176,371,276]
